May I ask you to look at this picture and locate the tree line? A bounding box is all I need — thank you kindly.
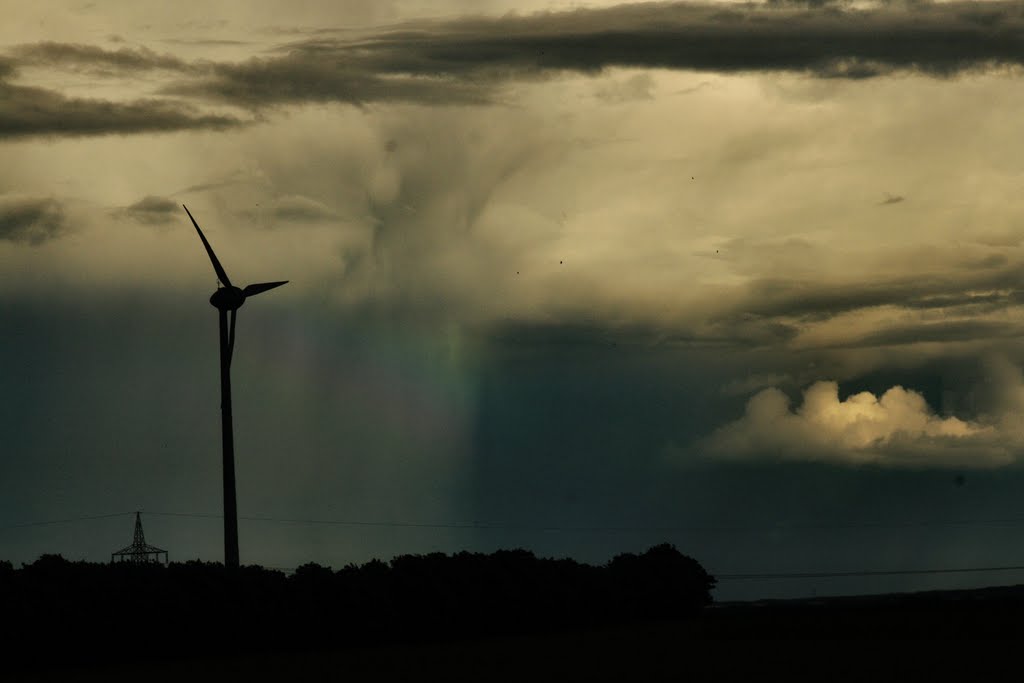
[0,543,714,661]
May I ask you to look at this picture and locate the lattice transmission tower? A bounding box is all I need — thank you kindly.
[111,511,168,564]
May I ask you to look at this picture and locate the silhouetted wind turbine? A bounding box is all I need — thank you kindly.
[183,205,287,570]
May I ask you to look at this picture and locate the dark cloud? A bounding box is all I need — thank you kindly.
[728,260,1024,322]
[165,51,491,107]
[829,320,1024,349]
[0,81,242,139]
[116,195,179,224]
[12,42,197,74]
[0,196,66,245]
[694,254,1024,354]
[14,2,1024,116]
[149,1,1024,109]
[0,56,15,80]
[243,1,1024,92]
[0,44,242,138]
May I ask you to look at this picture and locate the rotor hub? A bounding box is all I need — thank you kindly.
[210,286,245,311]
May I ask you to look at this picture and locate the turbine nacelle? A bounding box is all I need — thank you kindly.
[210,285,246,311]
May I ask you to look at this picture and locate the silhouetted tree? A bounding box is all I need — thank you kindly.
[607,544,716,617]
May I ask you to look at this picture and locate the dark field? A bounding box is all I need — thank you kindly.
[11,584,1024,682]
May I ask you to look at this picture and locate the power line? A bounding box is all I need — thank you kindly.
[0,512,130,531]
[716,565,1024,581]
[12,509,1024,535]
[143,510,1024,534]
[148,510,623,531]
[199,564,1024,580]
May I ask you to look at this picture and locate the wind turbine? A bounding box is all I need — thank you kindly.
[183,205,287,570]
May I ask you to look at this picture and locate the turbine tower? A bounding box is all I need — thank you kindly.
[184,205,287,570]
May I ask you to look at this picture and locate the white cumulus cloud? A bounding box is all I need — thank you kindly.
[703,379,1016,468]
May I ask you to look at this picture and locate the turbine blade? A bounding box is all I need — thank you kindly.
[242,281,288,298]
[182,205,232,288]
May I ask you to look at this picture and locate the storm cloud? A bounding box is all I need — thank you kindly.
[0,81,242,139]
[8,3,1024,122]
[353,0,1024,78]
[12,42,198,74]
[174,0,1024,110]
[0,42,242,139]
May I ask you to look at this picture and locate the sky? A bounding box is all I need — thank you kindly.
[6,0,1024,601]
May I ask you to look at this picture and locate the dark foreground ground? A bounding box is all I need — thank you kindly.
[12,584,1024,682]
